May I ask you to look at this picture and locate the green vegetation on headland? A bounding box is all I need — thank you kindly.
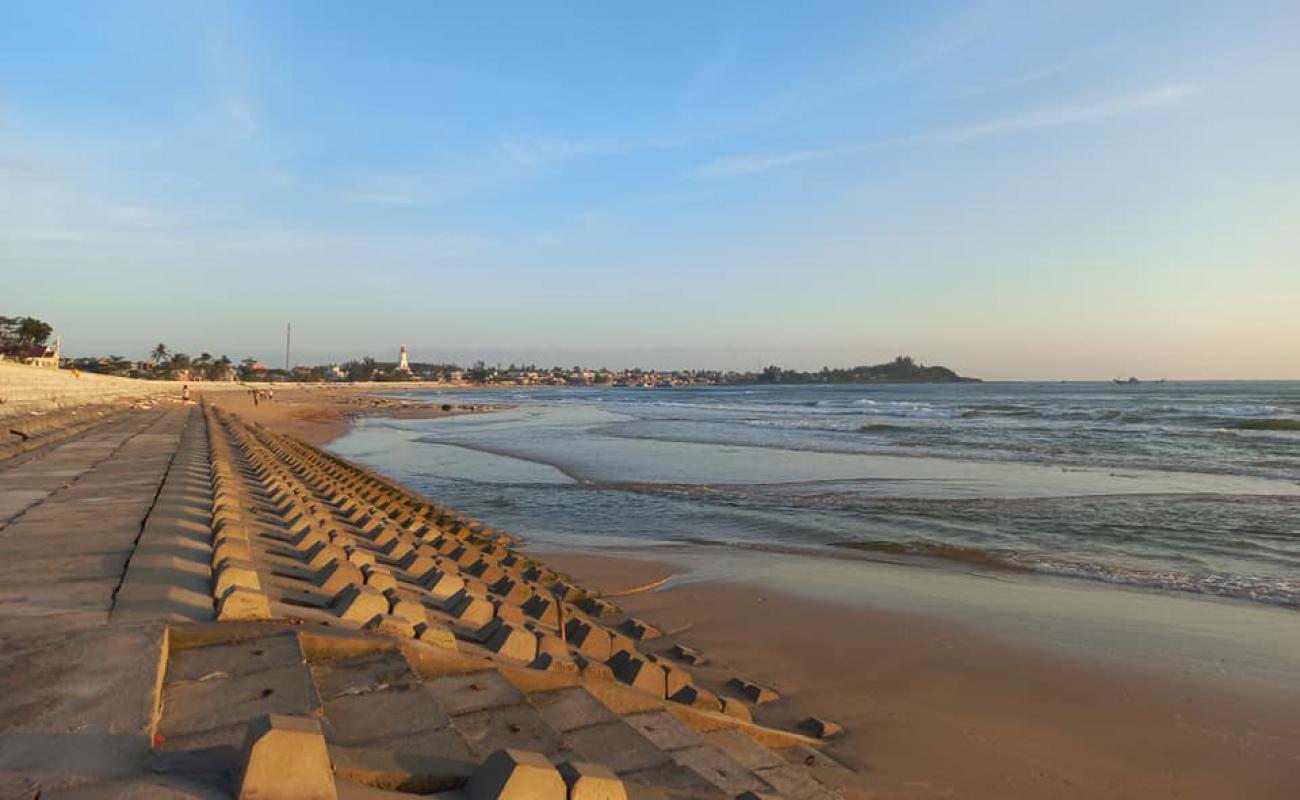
[753,356,979,384]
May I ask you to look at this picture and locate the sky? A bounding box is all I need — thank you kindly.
[2,1,1298,379]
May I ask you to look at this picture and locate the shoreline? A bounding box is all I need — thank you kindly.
[249,392,1299,798]
[202,383,503,445]
[532,548,1300,799]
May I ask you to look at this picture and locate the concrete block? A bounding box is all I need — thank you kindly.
[728,678,779,705]
[361,563,399,593]
[466,748,565,800]
[557,761,628,800]
[344,546,375,568]
[521,594,559,627]
[801,717,843,739]
[218,586,273,621]
[214,562,262,599]
[448,590,496,629]
[608,653,666,698]
[364,614,417,639]
[482,621,539,663]
[332,583,388,625]
[397,552,439,580]
[415,622,458,650]
[663,666,693,699]
[574,656,614,683]
[576,596,619,618]
[669,644,704,665]
[720,698,752,723]
[564,618,612,661]
[668,684,723,713]
[421,569,466,601]
[617,617,661,640]
[315,558,365,594]
[238,714,336,800]
[212,537,253,566]
[386,591,428,626]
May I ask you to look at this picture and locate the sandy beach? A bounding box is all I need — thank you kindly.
[201,383,496,444]
[242,388,1300,799]
[536,550,1300,799]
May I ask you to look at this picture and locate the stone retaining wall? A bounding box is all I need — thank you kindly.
[0,361,208,420]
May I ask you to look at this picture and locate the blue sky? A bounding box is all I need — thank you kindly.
[2,1,1297,378]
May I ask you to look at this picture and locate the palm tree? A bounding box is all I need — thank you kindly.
[193,352,212,379]
[150,343,169,363]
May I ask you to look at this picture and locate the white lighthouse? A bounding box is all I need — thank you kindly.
[397,344,411,374]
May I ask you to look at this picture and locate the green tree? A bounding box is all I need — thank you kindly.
[0,316,53,356]
[16,317,53,347]
[150,343,170,363]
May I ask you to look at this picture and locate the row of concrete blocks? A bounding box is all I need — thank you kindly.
[204,409,745,718]
[215,712,634,800]
[204,410,561,653]
[196,411,838,791]
[245,420,718,710]
[247,418,513,546]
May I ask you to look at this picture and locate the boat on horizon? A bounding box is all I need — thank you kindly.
[1113,377,1167,385]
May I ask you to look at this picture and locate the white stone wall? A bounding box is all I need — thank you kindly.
[0,362,199,420]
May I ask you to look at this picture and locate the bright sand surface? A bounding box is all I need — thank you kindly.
[533,547,1300,799]
[246,390,1299,799]
[202,383,495,444]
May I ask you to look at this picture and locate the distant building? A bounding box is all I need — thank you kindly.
[397,344,412,374]
[20,337,61,368]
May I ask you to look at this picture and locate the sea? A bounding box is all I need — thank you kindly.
[328,382,1300,609]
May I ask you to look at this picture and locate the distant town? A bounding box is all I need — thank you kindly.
[2,315,975,385]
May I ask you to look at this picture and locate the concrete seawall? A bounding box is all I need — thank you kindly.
[0,361,227,420]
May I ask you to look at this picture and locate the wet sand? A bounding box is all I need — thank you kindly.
[537,549,1300,800]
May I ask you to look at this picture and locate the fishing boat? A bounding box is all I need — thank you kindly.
[1113,377,1167,385]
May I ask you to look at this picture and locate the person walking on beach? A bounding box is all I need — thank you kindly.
[181,384,190,403]
[251,388,259,406]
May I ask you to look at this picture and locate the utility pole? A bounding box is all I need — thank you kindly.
[285,323,292,372]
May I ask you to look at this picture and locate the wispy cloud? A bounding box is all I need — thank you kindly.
[696,83,1201,177]
[497,120,770,169]
[499,134,630,167]
[342,173,436,207]
[935,83,1199,141]
[891,24,985,77]
[194,2,258,139]
[954,59,1072,98]
[495,15,985,173]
